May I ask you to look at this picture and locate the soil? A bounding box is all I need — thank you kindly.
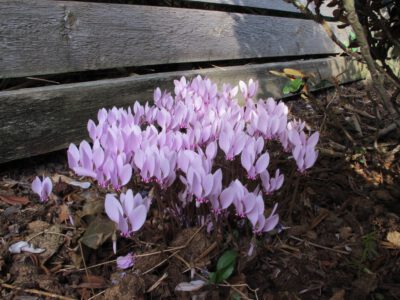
[0,81,399,300]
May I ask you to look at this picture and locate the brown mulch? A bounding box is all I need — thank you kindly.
[0,81,399,300]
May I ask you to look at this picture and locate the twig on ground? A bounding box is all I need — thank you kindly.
[0,282,75,300]
[344,104,376,119]
[376,123,397,138]
[319,148,345,157]
[288,235,350,255]
[194,241,218,263]
[142,250,180,275]
[88,290,106,300]
[141,226,204,275]
[79,241,95,296]
[26,230,69,242]
[146,273,168,293]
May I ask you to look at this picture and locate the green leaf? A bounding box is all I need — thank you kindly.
[283,78,304,95]
[208,272,217,284]
[232,293,241,300]
[289,78,304,92]
[349,31,357,41]
[216,250,237,271]
[283,84,292,95]
[216,264,235,282]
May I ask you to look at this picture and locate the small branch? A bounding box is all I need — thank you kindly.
[343,0,396,115]
[79,241,95,296]
[377,123,398,138]
[284,0,362,61]
[288,235,350,255]
[0,282,75,300]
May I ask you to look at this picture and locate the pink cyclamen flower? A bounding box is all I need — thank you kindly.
[116,252,135,269]
[31,176,52,202]
[260,169,284,194]
[288,130,319,172]
[105,190,149,237]
[263,203,279,232]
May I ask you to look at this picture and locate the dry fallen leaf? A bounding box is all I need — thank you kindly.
[52,174,91,189]
[59,204,70,223]
[386,231,400,248]
[0,194,29,205]
[79,275,108,289]
[283,68,305,78]
[9,241,46,254]
[175,280,206,292]
[330,289,345,300]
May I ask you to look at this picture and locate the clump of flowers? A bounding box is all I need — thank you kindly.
[67,76,319,259]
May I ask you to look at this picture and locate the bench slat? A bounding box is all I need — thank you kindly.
[0,0,347,78]
[182,0,335,16]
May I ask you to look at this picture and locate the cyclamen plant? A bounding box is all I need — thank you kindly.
[31,176,52,202]
[67,76,319,253]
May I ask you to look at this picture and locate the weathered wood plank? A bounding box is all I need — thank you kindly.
[0,57,365,163]
[182,0,335,17]
[0,0,348,78]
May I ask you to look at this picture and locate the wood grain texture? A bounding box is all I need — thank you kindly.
[0,57,365,163]
[0,0,348,78]
[183,0,335,16]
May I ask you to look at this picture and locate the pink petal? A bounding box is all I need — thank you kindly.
[304,149,318,169]
[105,194,123,224]
[128,205,147,231]
[288,130,301,146]
[246,208,259,226]
[307,132,319,148]
[191,171,203,199]
[159,159,170,179]
[202,174,214,197]
[264,215,279,232]
[92,147,104,169]
[67,144,80,169]
[255,153,270,174]
[260,171,270,191]
[87,120,97,140]
[210,169,222,196]
[134,149,145,169]
[73,167,97,179]
[239,81,248,97]
[219,130,231,155]
[220,186,235,209]
[255,137,264,153]
[79,141,93,170]
[270,117,280,135]
[275,172,284,190]
[205,141,217,161]
[122,190,134,214]
[41,177,52,199]
[31,177,42,196]
[292,145,302,161]
[119,164,132,186]
[118,217,129,235]
[233,133,247,156]
[132,193,144,208]
[241,149,253,172]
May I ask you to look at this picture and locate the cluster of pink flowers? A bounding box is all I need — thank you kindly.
[67,76,319,238]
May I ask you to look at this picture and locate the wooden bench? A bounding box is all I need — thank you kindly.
[0,0,365,163]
